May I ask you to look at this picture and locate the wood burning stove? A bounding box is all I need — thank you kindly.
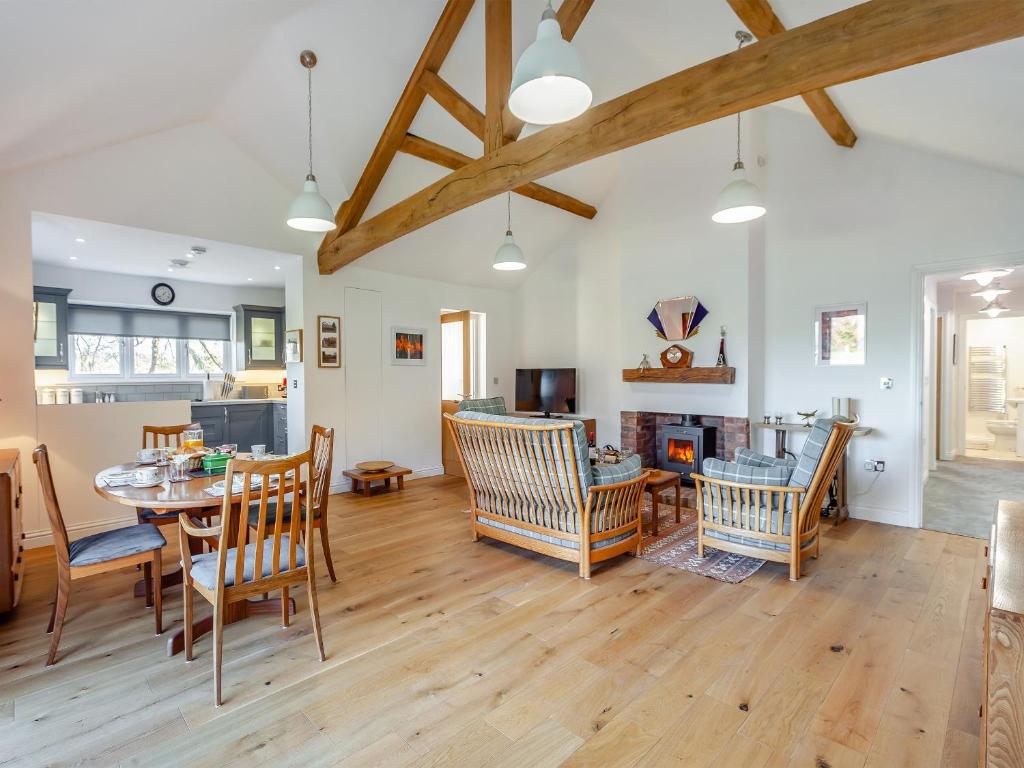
[658,421,716,484]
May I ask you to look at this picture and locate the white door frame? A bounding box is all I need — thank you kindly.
[909,250,1024,528]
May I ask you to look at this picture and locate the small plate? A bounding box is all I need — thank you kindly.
[134,459,157,466]
[129,479,165,489]
[356,460,395,472]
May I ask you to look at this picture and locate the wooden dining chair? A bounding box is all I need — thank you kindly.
[142,422,199,450]
[178,451,326,705]
[32,445,166,666]
[246,425,336,582]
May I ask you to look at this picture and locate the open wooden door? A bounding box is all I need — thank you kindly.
[441,311,471,477]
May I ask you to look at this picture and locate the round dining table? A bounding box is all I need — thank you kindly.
[93,460,296,656]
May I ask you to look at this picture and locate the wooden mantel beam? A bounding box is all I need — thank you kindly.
[320,0,1024,274]
[501,0,595,142]
[726,0,857,148]
[399,133,596,219]
[328,0,474,238]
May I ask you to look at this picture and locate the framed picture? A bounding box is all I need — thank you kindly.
[814,303,866,366]
[317,315,342,368]
[391,325,426,366]
[285,329,303,364]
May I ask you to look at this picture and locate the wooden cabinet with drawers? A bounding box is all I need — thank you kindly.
[0,449,25,614]
[981,499,1024,767]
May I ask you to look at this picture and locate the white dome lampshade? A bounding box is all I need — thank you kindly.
[493,231,526,271]
[712,161,766,224]
[981,298,1009,318]
[287,174,336,232]
[509,6,592,125]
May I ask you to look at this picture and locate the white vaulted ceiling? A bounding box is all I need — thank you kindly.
[3,0,1024,288]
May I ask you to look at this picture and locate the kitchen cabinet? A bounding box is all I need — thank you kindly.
[191,402,284,453]
[33,286,71,369]
[234,305,284,370]
[227,404,272,452]
[273,402,288,455]
[190,405,226,447]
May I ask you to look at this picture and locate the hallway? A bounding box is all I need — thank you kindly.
[923,455,1024,538]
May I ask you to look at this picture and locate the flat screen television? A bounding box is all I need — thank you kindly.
[515,368,577,416]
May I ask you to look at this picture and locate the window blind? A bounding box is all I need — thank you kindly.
[68,304,231,341]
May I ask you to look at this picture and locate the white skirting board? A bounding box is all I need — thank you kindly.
[848,503,914,528]
[24,466,450,548]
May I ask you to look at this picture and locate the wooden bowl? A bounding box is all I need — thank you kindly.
[355,460,395,472]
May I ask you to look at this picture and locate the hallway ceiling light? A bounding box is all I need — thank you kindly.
[509,2,592,125]
[961,268,1013,287]
[981,298,1009,318]
[712,32,766,225]
[74,237,85,243]
[493,193,526,271]
[286,50,336,233]
[972,282,1010,303]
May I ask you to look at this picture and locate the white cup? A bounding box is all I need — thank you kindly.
[251,444,267,459]
[134,467,160,484]
[137,448,160,464]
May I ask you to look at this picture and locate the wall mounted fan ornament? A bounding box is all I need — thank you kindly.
[647,296,708,341]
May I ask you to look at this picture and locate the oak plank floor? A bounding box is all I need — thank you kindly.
[0,476,985,767]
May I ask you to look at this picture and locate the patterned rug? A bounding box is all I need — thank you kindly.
[639,497,766,583]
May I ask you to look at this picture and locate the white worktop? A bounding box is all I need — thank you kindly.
[193,398,286,405]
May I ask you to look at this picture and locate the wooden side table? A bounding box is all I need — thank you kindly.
[643,469,681,536]
[343,466,412,497]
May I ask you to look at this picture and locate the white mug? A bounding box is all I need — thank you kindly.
[137,448,160,464]
[251,444,267,459]
[134,467,160,484]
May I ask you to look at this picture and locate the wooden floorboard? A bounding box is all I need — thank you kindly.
[0,476,985,767]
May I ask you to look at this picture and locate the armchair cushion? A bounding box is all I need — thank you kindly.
[458,396,507,415]
[789,418,839,489]
[734,448,798,470]
[591,454,643,486]
[701,458,794,486]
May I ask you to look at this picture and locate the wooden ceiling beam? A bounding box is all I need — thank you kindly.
[726,0,857,147]
[501,0,595,142]
[400,133,596,219]
[320,0,1024,274]
[324,0,474,244]
[484,0,512,154]
[419,70,486,140]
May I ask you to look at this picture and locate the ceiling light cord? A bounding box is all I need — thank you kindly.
[734,31,751,170]
[506,192,512,234]
[307,66,314,179]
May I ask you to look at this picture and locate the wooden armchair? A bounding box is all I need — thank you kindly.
[179,451,325,705]
[33,445,166,665]
[692,419,855,581]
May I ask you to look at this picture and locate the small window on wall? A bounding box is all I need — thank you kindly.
[131,336,178,376]
[186,339,227,375]
[71,334,124,376]
[814,303,866,366]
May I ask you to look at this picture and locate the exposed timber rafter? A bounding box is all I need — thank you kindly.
[484,0,512,154]
[726,0,857,147]
[399,133,596,219]
[320,0,1024,274]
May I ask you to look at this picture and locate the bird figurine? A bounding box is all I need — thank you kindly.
[637,353,652,372]
[797,409,818,426]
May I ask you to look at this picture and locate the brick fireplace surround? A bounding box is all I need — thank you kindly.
[620,412,750,469]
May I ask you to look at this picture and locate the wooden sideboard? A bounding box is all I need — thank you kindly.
[982,499,1024,767]
[0,449,24,614]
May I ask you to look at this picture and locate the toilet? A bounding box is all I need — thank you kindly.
[986,418,1020,455]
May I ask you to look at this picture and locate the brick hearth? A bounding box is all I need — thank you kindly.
[620,411,750,468]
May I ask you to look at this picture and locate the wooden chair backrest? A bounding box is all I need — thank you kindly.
[444,413,587,534]
[798,420,856,531]
[217,451,313,589]
[32,445,70,567]
[143,423,199,449]
[310,425,335,518]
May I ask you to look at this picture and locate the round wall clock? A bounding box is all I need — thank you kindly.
[660,344,693,369]
[151,282,175,306]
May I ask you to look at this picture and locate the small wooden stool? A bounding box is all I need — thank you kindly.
[643,469,681,536]
[343,465,412,497]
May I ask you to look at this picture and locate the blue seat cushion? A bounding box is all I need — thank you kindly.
[68,523,166,567]
[701,458,793,486]
[789,418,839,488]
[477,517,636,552]
[733,448,798,470]
[187,535,306,589]
[246,496,317,528]
[591,454,643,486]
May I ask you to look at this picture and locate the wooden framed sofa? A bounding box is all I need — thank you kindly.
[691,418,855,581]
[444,411,648,578]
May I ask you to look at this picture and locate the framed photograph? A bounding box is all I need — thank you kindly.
[285,329,303,364]
[317,315,342,368]
[814,303,866,366]
[391,325,426,366]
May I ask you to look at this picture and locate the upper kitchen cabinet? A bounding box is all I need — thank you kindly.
[234,305,284,370]
[33,286,71,369]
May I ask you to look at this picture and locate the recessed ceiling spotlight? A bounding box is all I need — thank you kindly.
[273,265,281,270]
[69,255,78,261]
[167,267,174,273]
[74,237,86,243]
[247,277,254,282]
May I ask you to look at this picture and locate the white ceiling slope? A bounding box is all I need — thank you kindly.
[3,1,1024,289]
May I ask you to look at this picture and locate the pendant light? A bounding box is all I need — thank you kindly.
[509,1,592,126]
[972,281,1011,303]
[712,31,766,225]
[493,193,526,271]
[961,267,1014,287]
[981,298,1010,318]
[287,50,336,233]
